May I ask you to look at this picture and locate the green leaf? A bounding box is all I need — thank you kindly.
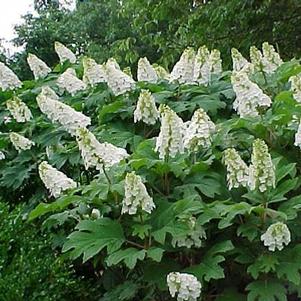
[62,218,125,262]
[147,247,164,262]
[247,254,279,279]
[246,280,287,301]
[106,248,146,269]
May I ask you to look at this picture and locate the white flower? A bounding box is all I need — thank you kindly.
[106,57,121,70]
[231,48,250,72]
[155,105,185,159]
[0,151,5,160]
[54,41,76,64]
[82,57,106,86]
[4,116,12,124]
[172,217,206,248]
[0,62,22,91]
[153,64,170,80]
[9,132,34,152]
[261,222,291,251]
[194,46,222,85]
[295,120,301,148]
[137,57,158,83]
[167,272,201,301]
[38,86,59,100]
[231,70,272,117]
[57,68,87,96]
[6,96,32,123]
[183,108,215,152]
[223,148,249,190]
[249,139,275,192]
[170,47,196,84]
[76,127,128,171]
[261,42,283,74]
[105,62,135,96]
[39,161,76,198]
[36,92,91,135]
[27,53,51,79]
[289,74,301,103]
[250,46,264,72]
[91,208,101,219]
[121,172,155,215]
[134,89,159,125]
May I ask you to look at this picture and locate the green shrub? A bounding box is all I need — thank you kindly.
[1,43,301,300]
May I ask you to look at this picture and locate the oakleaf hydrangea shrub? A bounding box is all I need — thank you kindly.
[1,41,301,300]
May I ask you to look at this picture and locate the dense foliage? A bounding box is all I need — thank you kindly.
[1,41,301,300]
[4,0,301,80]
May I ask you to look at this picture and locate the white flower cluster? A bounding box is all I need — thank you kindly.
[134,89,159,125]
[137,57,158,83]
[172,217,206,248]
[231,48,250,72]
[183,108,215,152]
[155,105,185,159]
[289,74,301,103]
[54,41,76,64]
[38,161,76,198]
[261,222,291,251]
[0,151,5,160]
[250,43,282,74]
[9,132,34,152]
[105,62,135,96]
[294,121,301,148]
[121,172,155,215]
[0,62,22,91]
[249,139,275,192]
[223,148,249,190]
[82,57,106,86]
[153,64,170,80]
[106,57,121,70]
[231,70,272,117]
[37,92,91,135]
[194,46,222,85]
[6,96,32,123]
[170,47,196,84]
[27,53,51,79]
[167,272,201,301]
[57,68,87,95]
[76,127,128,171]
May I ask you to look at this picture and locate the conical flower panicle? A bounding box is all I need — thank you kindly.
[54,41,76,64]
[36,93,91,135]
[152,64,170,80]
[134,89,159,125]
[38,86,59,100]
[231,48,250,72]
[261,222,291,251]
[183,108,215,152]
[155,105,185,159]
[9,132,34,152]
[262,42,283,74]
[250,46,264,72]
[39,161,76,198]
[170,47,196,84]
[105,62,135,96]
[231,70,272,117]
[57,68,87,96]
[137,57,158,83]
[167,272,202,301]
[76,128,128,171]
[6,96,32,123]
[249,139,275,192]
[223,148,249,190]
[289,74,301,103]
[210,49,222,75]
[0,62,22,91]
[82,57,106,86]
[171,217,206,248]
[121,172,155,215]
[27,53,51,79]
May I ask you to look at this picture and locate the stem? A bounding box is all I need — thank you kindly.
[126,240,145,249]
[102,165,111,185]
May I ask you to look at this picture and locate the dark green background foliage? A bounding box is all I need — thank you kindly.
[0,201,102,301]
[2,0,301,79]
